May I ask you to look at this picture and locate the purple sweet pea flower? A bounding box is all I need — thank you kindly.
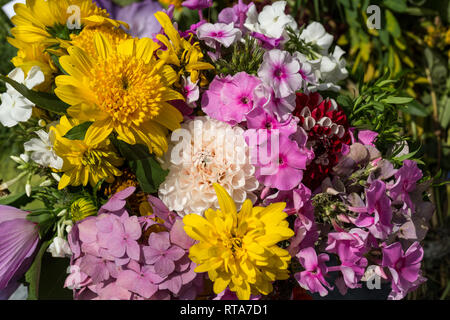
[326,233,368,291]
[218,1,251,29]
[382,242,424,298]
[0,205,39,292]
[182,0,212,10]
[389,160,423,212]
[143,232,185,278]
[258,49,303,98]
[251,32,282,49]
[202,72,261,125]
[351,180,393,240]
[294,247,332,297]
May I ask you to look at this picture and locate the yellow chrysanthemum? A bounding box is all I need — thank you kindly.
[183,184,294,300]
[10,0,125,48]
[66,25,132,58]
[54,33,184,156]
[154,12,214,84]
[51,116,124,190]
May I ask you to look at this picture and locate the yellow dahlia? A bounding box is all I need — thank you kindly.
[51,116,124,190]
[183,184,294,300]
[54,33,184,156]
[10,0,125,48]
[154,12,214,84]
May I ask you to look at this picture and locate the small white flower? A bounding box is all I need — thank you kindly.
[51,172,61,182]
[23,129,63,170]
[47,236,72,258]
[300,22,334,55]
[244,1,297,40]
[25,183,31,197]
[0,66,45,128]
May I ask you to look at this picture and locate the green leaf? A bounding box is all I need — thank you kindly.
[385,9,401,38]
[115,141,169,193]
[393,148,420,162]
[0,190,34,207]
[383,0,407,12]
[63,121,93,140]
[401,100,430,117]
[24,240,51,300]
[381,96,414,104]
[0,75,68,114]
[337,95,353,108]
[439,98,450,129]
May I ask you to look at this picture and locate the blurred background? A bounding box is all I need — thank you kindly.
[0,0,449,300]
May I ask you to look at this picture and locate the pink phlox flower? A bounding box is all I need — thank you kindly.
[197,22,242,48]
[258,49,303,98]
[202,72,261,125]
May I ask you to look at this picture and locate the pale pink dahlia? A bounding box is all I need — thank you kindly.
[158,117,259,216]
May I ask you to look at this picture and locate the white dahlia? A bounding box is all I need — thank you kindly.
[158,117,259,216]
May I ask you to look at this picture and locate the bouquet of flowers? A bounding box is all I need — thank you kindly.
[0,0,435,300]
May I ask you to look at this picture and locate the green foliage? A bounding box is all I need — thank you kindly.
[63,121,93,140]
[213,36,265,76]
[0,75,69,114]
[114,140,169,194]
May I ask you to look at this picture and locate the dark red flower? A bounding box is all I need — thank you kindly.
[293,92,351,190]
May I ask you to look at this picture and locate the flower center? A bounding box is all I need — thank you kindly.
[90,55,164,125]
[273,67,284,79]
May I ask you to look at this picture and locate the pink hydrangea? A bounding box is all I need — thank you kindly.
[65,187,203,300]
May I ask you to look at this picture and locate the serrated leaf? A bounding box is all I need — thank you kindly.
[0,75,68,115]
[63,121,93,140]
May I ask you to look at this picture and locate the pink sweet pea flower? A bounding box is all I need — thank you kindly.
[382,242,424,298]
[258,49,303,98]
[197,22,242,48]
[294,247,332,297]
